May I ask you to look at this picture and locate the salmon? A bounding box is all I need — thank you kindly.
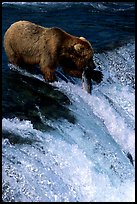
[82,67,92,94]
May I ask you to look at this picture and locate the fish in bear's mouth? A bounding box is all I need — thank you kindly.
[82,66,103,94]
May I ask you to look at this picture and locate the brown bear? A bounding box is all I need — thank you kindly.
[4,20,103,85]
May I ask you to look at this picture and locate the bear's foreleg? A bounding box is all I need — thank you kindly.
[62,68,82,78]
[40,65,56,82]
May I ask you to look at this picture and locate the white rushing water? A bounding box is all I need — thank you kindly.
[2,42,135,202]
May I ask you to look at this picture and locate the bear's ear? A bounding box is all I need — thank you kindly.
[74,43,84,52]
[80,37,92,46]
[79,37,86,41]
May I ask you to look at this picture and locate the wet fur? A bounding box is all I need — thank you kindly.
[4,20,95,82]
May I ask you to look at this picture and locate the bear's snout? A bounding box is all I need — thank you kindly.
[88,58,96,70]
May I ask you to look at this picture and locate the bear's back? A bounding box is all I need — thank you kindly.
[6,21,45,37]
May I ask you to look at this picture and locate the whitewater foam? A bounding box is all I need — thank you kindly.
[2,116,135,202]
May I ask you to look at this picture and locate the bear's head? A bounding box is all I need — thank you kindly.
[59,36,96,75]
[74,37,96,70]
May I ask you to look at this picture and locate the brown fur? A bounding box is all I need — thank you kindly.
[4,20,95,82]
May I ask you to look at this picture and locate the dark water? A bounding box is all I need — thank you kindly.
[2,2,135,52]
[2,2,135,202]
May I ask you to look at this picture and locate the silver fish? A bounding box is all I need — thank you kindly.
[82,68,92,94]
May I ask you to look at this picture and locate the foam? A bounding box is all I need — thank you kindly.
[2,116,135,202]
